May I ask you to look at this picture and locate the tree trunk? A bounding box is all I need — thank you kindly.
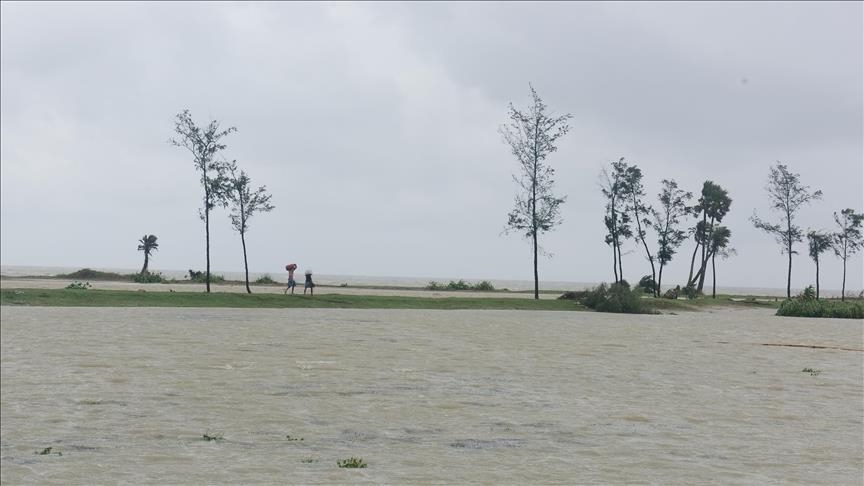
[657,263,665,297]
[533,230,539,300]
[616,242,624,284]
[141,253,149,274]
[611,244,619,284]
[841,258,847,302]
[687,241,700,286]
[711,252,717,298]
[786,246,792,300]
[205,206,211,293]
[815,258,820,300]
[241,230,251,294]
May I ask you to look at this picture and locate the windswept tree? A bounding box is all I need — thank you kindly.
[137,234,159,274]
[651,179,692,296]
[708,226,734,299]
[806,230,832,300]
[751,163,822,299]
[600,158,632,284]
[687,181,732,293]
[225,161,275,294]
[831,208,863,301]
[622,162,656,295]
[500,84,572,300]
[170,109,236,293]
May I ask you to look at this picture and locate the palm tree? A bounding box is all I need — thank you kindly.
[137,234,159,274]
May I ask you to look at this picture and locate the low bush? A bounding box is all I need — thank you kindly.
[58,268,127,281]
[580,281,653,314]
[337,457,367,468]
[682,284,700,300]
[776,299,863,319]
[255,274,276,284]
[426,280,496,291]
[65,281,92,290]
[133,272,164,283]
[663,285,681,300]
[187,270,225,283]
[637,275,656,294]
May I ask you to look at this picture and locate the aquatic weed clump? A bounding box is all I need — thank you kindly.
[337,457,367,468]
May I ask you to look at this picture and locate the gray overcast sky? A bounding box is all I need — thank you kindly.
[1,1,862,290]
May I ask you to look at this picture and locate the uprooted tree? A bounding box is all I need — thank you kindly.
[500,84,572,300]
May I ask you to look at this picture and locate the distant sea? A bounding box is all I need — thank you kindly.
[1,264,847,298]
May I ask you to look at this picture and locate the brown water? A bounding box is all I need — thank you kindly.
[1,307,862,484]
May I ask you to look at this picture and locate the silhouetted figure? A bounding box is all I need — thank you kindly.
[304,269,314,296]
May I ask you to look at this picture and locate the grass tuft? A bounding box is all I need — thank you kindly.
[337,456,367,468]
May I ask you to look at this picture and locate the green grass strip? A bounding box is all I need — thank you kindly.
[0,288,587,311]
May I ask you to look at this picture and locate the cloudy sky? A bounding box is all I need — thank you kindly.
[1,1,862,291]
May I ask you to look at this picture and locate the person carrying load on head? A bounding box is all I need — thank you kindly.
[284,263,298,295]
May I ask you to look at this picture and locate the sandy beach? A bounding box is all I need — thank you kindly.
[2,304,862,484]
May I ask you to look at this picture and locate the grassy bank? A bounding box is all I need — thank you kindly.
[1,288,589,311]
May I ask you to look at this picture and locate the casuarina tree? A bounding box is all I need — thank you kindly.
[651,179,692,296]
[500,84,572,300]
[806,230,832,300]
[751,163,822,299]
[831,208,863,301]
[170,109,236,293]
[137,234,159,274]
[600,158,632,284]
[622,162,656,296]
[225,160,275,294]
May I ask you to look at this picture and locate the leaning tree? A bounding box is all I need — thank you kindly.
[687,181,732,294]
[751,163,822,299]
[651,179,692,296]
[170,109,236,293]
[500,84,572,300]
[137,234,159,274]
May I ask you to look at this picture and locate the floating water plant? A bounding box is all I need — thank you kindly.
[286,434,304,441]
[202,431,224,441]
[802,368,823,376]
[36,447,61,456]
[337,457,367,468]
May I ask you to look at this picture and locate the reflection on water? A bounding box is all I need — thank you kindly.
[2,307,862,484]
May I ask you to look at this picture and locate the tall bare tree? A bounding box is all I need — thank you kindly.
[137,234,159,274]
[651,179,692,296]
[831,208,863,301]
[225,161,275,294]
[622,162,656,295]
[751,163,822,299]
[806,230,832,300]
[600,158,632,284]
[500,84,572,299]
[170,109,236,293]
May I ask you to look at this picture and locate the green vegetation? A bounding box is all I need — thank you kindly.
[802,367,823,376]
[285,435,304,441]
[255,274,277,284]
[776,299,863,319]
[0,288,587,311]
[187,270,225,283]
[58,268,129,281]
[580,282,653,314]
[133,272,165,283]
[337,457,367,468]
[65,281,92,290]
[36,447,61,456]
[426,280,496,291]
[202,431,224,441]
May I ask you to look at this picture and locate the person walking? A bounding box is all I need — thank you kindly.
[284,263,297,295]
[304,269,315,296]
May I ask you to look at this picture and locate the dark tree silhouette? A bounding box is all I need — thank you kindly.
[831,208,863,301]
[622,163,656,296]
[687,181,732,293]
[600,158,632,284]
[170,109,236,293]
[500,85,572,300]
[225,161,275,294]
[651,179,692,297]
[751,163,822,299]
[708,226,734,299]
[806,230,832,300]
[137,234,159,274]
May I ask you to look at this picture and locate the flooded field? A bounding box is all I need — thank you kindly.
[1,306,862,484]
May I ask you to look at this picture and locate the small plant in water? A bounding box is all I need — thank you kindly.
[36,447,61,456]
[202,431,224,441]
[286,434,304,441]
[802,367,822,376]
[337,456,367,468]
[300,457,317,463]
[65,281,91,290]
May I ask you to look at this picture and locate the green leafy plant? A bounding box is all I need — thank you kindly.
[802,367,822,376]
[65,281,92,290]
[580,282,652,314]
[187,270,225,283]
[337,457,367,468]
[797,285,816,302]
[133,272,164,283]
[202,431,224,441]
[255,274,276,284]
[682,284,700,300]
[777,299,863,319]
[638,275,656,294]
[36,447,61,456]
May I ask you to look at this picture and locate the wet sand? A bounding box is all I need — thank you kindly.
[1,306,861,484]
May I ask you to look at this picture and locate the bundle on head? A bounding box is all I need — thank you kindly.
[286,264,297,271]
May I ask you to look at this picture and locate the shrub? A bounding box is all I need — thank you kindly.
[682,284,700,300]
[133,272,164,283]
[65,281,91,290]
[776,299,863,319]
[473,280,495,291]
[581,282,652,314]
[663,285,681,300]
[187,270,225,283]
[58,268,127,281]
[255,274,276,284]
[426,281,442,290]
[427,280,495,291]
[637,275,656,294]
[337,457,367,468]
[558,290,589,301]
[446,280,471,290]
[797,285,816,301]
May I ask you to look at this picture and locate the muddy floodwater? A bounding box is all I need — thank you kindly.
[1,306,862,484]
